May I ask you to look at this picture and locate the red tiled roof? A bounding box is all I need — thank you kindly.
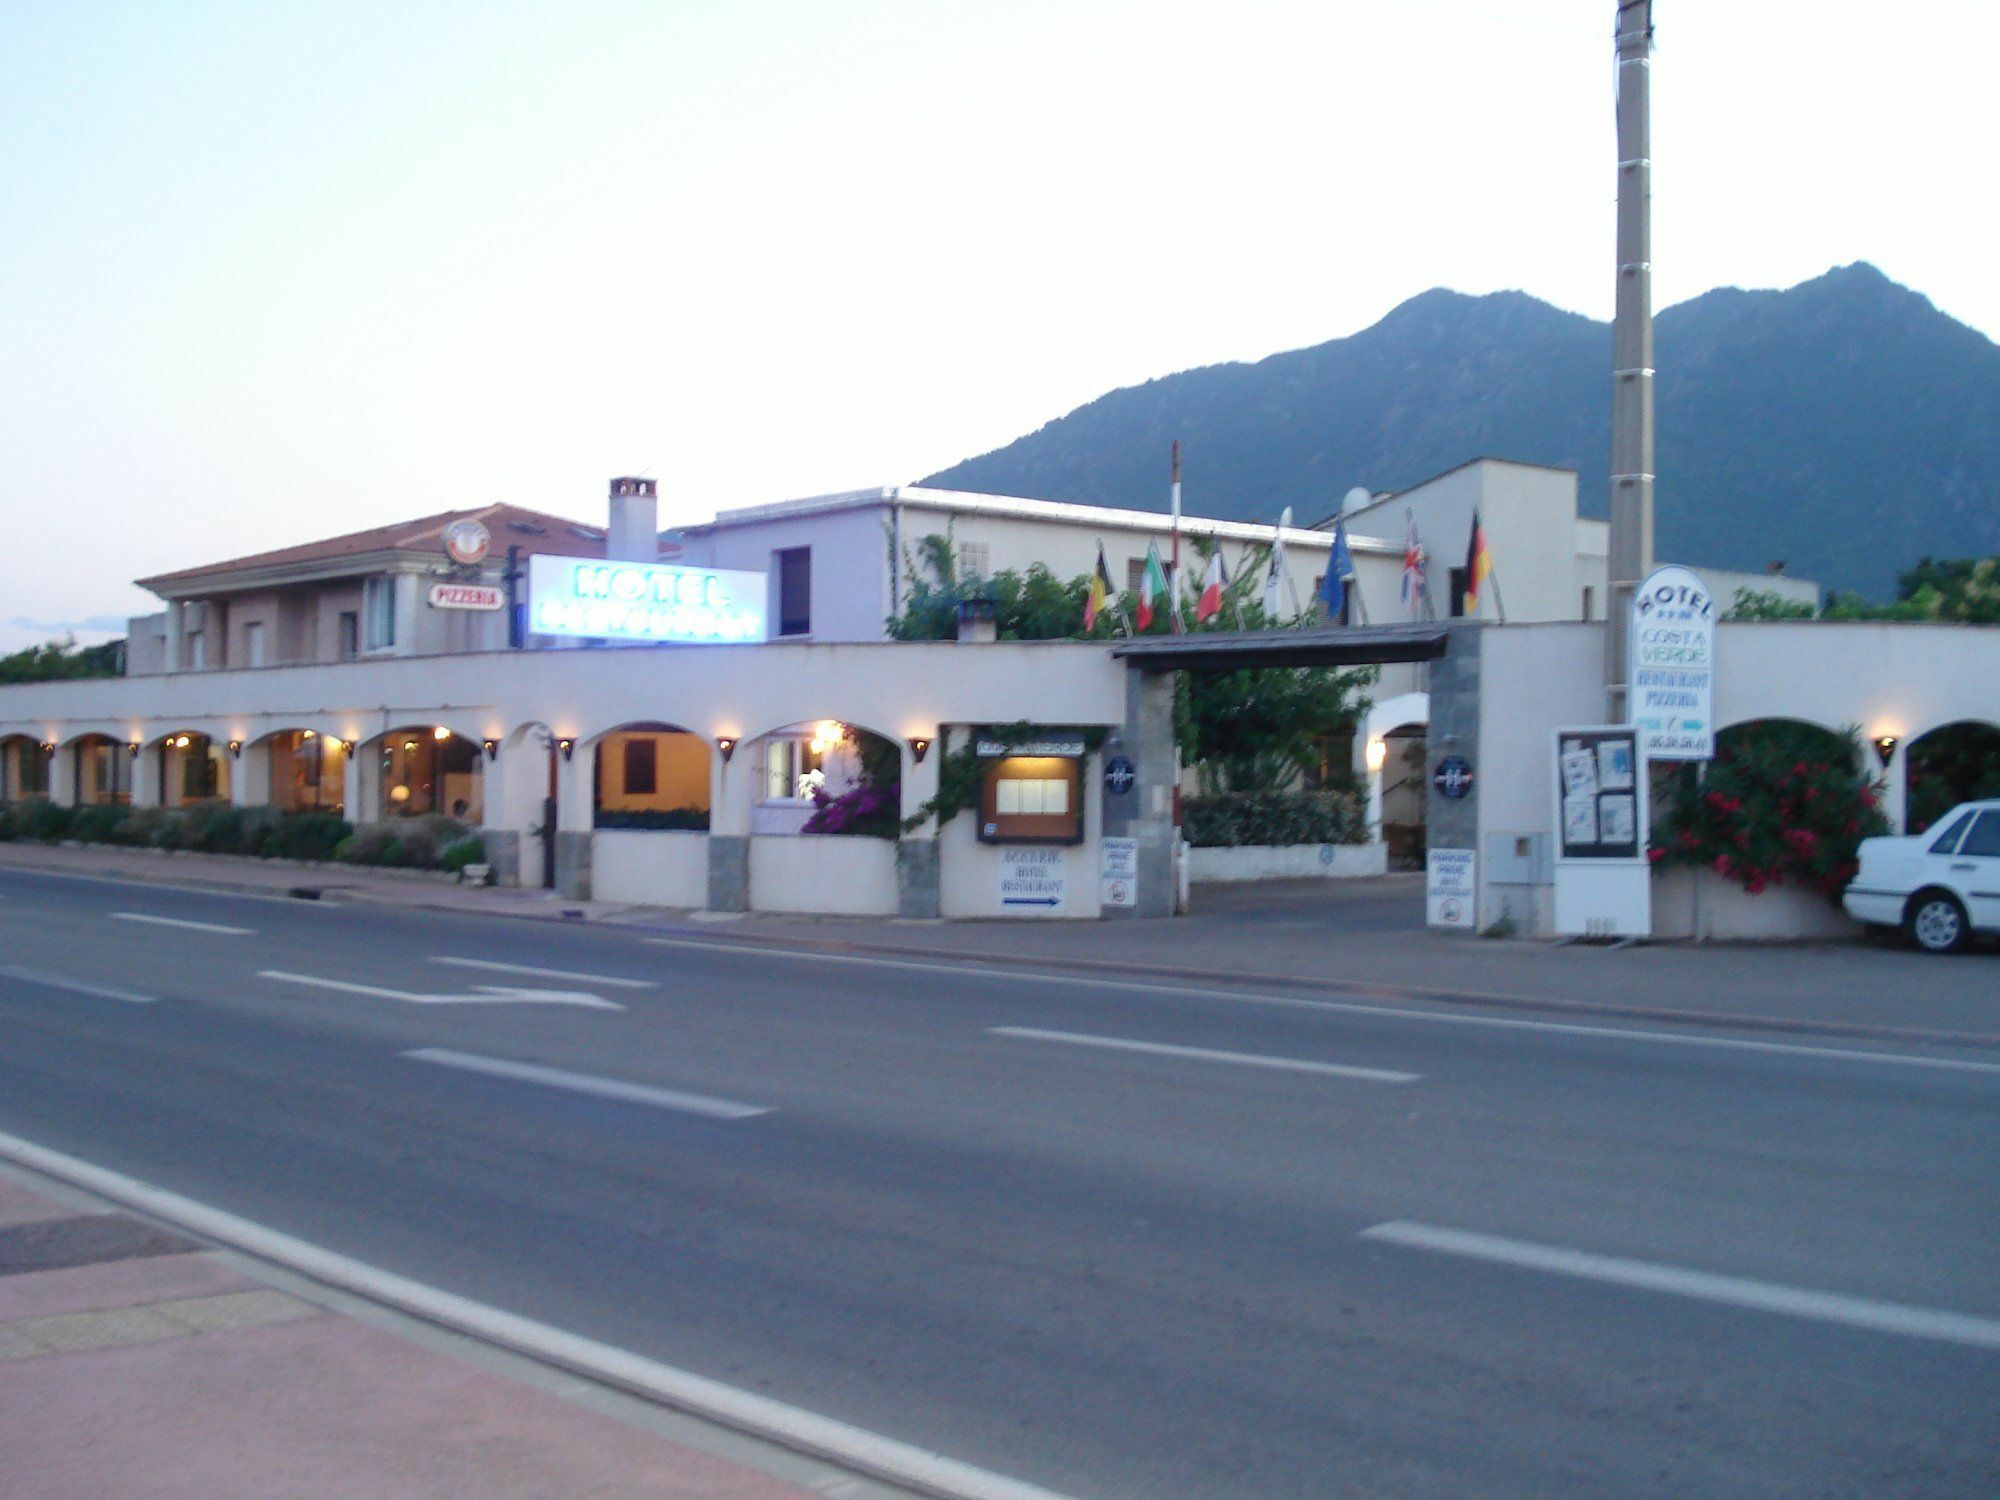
[136,504,609,591]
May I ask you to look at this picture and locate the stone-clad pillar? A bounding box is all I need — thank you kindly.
[706,737,752,913]
[1425,623,1484,929]
[1104,668,1179,920]
[897,733,941,919]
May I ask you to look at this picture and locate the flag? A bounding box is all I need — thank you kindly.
[1196,549,1227,623]
[1135,541,1168,631]
[1085,543,1114,632]
[1464,508,1494,615]
[1262,507,1293,620]
[1401,513,1426,614]
[1319,516,1353,622]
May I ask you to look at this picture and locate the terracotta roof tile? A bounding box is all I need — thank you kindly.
[137,504,610,591]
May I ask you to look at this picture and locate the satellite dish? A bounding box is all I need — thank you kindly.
[1343,486,1373,514]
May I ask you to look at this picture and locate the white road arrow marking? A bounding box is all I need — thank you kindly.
[257,970,623,1010]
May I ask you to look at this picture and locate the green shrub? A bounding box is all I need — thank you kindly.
[112,806,172,847]
[336,815,469,869]
[1651,723,1890,901]
[69,804,125,843]
[1182,789,1367,848]
[266,812,352,862]
[22,801,74,842]
[440,835,486,874]
[593,806,710,831]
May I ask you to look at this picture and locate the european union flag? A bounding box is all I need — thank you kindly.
[1320,517,1353,622]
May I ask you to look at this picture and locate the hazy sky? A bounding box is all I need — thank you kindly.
[5,0,1995,651]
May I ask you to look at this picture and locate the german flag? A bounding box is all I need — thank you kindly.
[1464,509,1494,615]
[1084,542,1115,633]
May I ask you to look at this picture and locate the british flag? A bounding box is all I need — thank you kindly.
[1401,512,1427,615]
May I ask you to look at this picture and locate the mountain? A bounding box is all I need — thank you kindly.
[919,265,2000,598]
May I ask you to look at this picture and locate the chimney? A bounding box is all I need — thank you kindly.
[607,477,658,563]
[955,596,997,643]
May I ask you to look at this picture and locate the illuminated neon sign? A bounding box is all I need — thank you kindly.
[526,555,767,644]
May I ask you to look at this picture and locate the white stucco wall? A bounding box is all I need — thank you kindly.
[592,830,708,908]
[1469,620,2000,938]
[749,835,899,915]
[1188,843,1389,882]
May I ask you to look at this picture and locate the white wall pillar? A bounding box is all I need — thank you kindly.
[392,573,421,657]
[130,743,162,809]
[163,602,183,674]
[235,741,271,807]
[49,745,75,806]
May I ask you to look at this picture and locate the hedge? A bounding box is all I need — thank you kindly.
[1181,789,1366,848]
[0,800,472,870]
[593,806,710,831]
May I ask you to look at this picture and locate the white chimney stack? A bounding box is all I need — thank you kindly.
[607,477,658,563]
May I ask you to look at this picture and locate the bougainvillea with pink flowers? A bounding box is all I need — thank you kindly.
[1650,722,1889,901]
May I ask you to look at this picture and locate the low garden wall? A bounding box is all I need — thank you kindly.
[1651,865,1861,942]
[749,835,899,916]
[592,829,708,908]
[1189,842,1388,883]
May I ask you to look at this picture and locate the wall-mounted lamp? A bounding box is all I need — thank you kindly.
[127,742,142,761]
[1872,734,1899,768]
[908,736,932,764]
[402,739,418,752]
[481,738,500,761]
[301,729,316,742]
[556,737,575,762]
[432,725,452,742]
[228,739,243,759]
[41,742,57,760]
[171,734,192,750]
[1365,736,1388,774]
[714,736,737,763]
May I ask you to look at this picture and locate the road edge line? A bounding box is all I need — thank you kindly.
[0,1129,1074,1500]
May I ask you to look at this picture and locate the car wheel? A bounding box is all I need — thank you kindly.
[1906,891,1970,954]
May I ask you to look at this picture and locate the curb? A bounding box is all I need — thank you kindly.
[0,1132,1071,1500]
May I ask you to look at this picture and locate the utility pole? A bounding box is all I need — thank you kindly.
[1606,0,1655,721]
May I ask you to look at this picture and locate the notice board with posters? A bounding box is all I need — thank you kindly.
[1552,725,1651,937]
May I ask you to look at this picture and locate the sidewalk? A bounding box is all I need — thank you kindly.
[0,1168,843,1500]
[4,841,1996,1046]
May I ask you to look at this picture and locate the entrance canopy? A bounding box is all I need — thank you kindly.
[1111,623,1450,672]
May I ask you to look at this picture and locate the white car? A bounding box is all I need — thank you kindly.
[1844,799,2000,953]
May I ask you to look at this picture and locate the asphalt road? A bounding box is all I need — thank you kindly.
[1,865,1996,1498]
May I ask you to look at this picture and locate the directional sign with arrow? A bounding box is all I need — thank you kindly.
[258,971,624,1010]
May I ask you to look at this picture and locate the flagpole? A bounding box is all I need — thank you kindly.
[1169,441,1184,632]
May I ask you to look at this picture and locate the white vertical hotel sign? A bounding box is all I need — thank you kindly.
[526,555,768,644]
[1630,565,1716,761]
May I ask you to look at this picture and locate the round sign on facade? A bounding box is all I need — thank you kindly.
[442,519,491,567]
[1432,756,1475,800]
[1104,754,1136,795]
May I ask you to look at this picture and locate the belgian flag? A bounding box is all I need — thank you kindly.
[1464,509,1494,615]
[1084,542,1115,633]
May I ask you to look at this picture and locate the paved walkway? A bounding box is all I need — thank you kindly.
[3,841,1995,1045]
[0,1169,850,1499]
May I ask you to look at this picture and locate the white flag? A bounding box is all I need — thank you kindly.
[1263,506,1294,620]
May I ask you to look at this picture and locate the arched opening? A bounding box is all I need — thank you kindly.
[374,726,483,821]
[1904,721,2000,834]
[152,731,231,807]
[0,734,51,801]
[68,733,134,806]
[592,722,710,830]
[262,729,348,815]
[749,719,900,837]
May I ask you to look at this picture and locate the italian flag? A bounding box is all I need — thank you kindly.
[1196,549,1227,623]
[1135,542,1168,631]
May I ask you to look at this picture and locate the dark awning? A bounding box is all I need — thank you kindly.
[1111,623,1451,671]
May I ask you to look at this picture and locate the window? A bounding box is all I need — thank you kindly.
[1448,567,1468,617]
[623,737,657,795]
[245,622,265,668]
[957,540,991,579]
[363,576,397,650]
[1581,587,1595,621]
[776,547,811,636]
[1961,811,2000,858]
[760,736,825,802]
[1126,558,1145,595]
[337,612,359,661]
[1927,810,1976,855]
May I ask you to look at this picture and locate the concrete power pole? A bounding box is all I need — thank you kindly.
[1606,0,1655,720]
